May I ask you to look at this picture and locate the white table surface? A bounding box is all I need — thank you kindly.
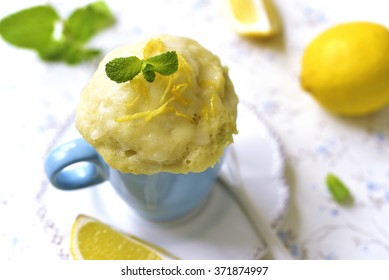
[1,0,389,260]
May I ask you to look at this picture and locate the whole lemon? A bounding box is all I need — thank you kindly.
[300,22,389,116]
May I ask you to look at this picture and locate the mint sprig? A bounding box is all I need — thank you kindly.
[105,51,179,83]
[0,6,59,50]
[0,1,115,64]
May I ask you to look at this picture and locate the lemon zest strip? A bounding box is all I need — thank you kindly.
[174,110,194,123]
[171,83,190,106]
[125,94,140,108]
[116,111,152,122]
[201,106,209,121]
[210,92,218,117]
[143,38,165,59]
[144,97,175,122]
[177,54,193,88]
[198,80,216,89]
[160,76,174,104]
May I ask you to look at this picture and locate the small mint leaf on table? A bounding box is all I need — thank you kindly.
[105,56,143,83]
[326,173,353,205]
[105,51,179,84]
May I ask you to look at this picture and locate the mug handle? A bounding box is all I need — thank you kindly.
[44,138,108,190]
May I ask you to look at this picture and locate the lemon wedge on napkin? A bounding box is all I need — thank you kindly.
[221,0,280,37]
[70,215,176,260]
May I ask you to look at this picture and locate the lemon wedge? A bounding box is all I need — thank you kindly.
[70,215,177,260]
[221,0,281,37]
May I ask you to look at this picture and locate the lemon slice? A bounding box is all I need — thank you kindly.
[70,215,176,260]
[221,0,280,37]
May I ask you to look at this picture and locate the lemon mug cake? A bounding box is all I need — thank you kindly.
[45,35,238,221]
[76,35,238,174]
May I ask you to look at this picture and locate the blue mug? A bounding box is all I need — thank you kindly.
[44,138,222,222]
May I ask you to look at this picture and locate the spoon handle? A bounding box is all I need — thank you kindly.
[219,175,294,260]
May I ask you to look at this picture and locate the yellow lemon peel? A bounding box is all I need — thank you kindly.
[116,111,152,122]
[160,76,174,103]
[172,108,194,123]
[125,94,140,108]
[171,83,190,106]
[209,93,218,117]
[144,97,174,122]
[201,106,209,121]
[177,53,193,87]
[199,80,217,89]
[143,38,165,58]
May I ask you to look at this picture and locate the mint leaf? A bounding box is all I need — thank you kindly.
[71,48,101,63]
[145,51,178,75]
[37,40,68,62]
[105,56,143,83]
[0,5,59,50]
[65,46,101,65]
[0,1,115,65]
[37,41,100,64]
[326,173,353,204]
[142,63,156,82]
[105,51,179,84]
[64,1,115,44]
